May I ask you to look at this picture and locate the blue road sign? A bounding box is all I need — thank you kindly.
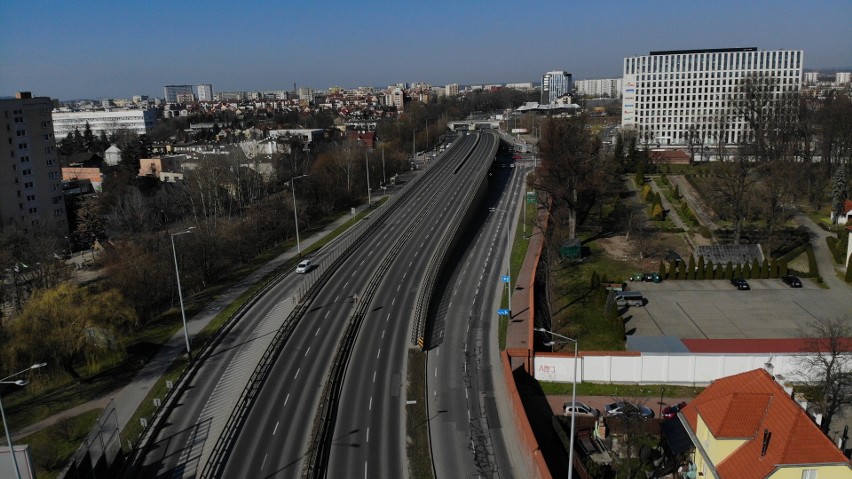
[501,275,510,283]
[497,308,510,316]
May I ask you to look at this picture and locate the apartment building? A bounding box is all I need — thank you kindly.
[574,78,623,98]
[52,109,157,138]
[622,47,803,147]
[163,84,195,103]
[0,92,68,235]
[541,70,573,104]
[196,84,214,102]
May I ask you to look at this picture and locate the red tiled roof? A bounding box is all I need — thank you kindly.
[844,199,852,214]
[682,338,852,353]
[682,369,849,478]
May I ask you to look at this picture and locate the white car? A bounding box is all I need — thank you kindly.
[295,260,312,274]
[563,401,600,417]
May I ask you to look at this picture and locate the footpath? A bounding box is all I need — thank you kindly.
[12,198,382,442]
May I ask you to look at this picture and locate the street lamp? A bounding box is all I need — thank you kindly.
[170,227,195,358]
[536,328,578,479]
[288,175,309,255]
[365,151,371,207]
[1,362,47,479]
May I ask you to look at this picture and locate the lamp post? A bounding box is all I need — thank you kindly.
[381,144,386,186]
[170,227,195,357]
[288,175,309,255]
[536,328,578,479]
[365,151,371,207]
[1,362,47,479]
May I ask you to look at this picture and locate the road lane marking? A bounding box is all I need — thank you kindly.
[364,462,368,479]
[408,261,413,267]
[360,259,365,266]
[344,281,349,288]
[377,348,381,359]
[315,327,321,336]
[366,427,370,443]
[325,311,330,319]
[295,368,300,379]
[304,347,311,357]
[381,329,385,339]
[386,313,390,322]
[284,393,290,406]
[261,453,268,470]
[397,284,401,291]
[273,421,280,435]
[369,397,373,410]
[373,370,377,382]
[392,298,396,305]
[435,367,438,377]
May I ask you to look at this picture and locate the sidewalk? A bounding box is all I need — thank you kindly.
[794,212,850,289]
[13,199,379,442]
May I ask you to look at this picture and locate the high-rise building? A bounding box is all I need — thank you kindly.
[0,92,68,235]
[444,83,459,96]
[163,84,194,103]
[803,71,820,84]
[196,84,214,102]
[621,47,803,147]
[541,71,573,104]
[836,72,851,85]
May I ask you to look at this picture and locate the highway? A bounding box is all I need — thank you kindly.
[427,149,528,478]
[323,133,499,478]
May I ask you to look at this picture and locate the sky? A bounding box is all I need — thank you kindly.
[1,0,850,100]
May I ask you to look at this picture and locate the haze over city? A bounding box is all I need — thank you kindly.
[1,0,850,100]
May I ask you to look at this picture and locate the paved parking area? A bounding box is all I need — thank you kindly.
[624,279,852,339]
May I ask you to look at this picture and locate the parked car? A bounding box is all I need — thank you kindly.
[730,277,750,290]
[603,401,655,418]
[781,275,802,288]
[662,401,688,420]
[563,401,600,417]
[512,153,522,160]
[295,259,312,274]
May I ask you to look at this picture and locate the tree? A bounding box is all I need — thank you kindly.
[5,283,137,380]
[832,164,848,224]
[796,316,852,435]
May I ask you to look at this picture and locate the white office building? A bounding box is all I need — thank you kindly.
[52,109,157,138]
[575,78,623,98]
[541,71,573,104]
[836,72,851,85]
[622,47,803,147]
[196,84,214,102]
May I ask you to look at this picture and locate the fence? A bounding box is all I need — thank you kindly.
[59,398,122,479]
[533,351,817,386]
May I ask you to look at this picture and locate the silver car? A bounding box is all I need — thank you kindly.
[563,401,600,417]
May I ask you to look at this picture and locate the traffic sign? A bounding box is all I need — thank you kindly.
[526,191,536,204]
[501,275,510,283]
[497,308,510,316]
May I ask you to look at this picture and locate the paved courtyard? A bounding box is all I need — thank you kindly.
[624,279,852,339]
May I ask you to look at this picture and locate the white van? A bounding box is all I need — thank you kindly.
[614,291,644,307]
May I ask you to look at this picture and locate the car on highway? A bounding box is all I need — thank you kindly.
[604,401,655,418]
[730,277,750,290]
[662,401,688,420]
[563,401,600,417]
[295,259,312,274]
[781,275,802,288]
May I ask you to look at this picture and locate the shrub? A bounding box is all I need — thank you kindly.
[760,258,769,279]
[697,256,705,280]
[668,261,677,279]
[769,258,779,278]
[806,245,818,276]
[641,184,652,202]
[672,183,681,199]
[659,260,667,280]
[590,270,600,290]
[780,260,789,277]
[724,261,733,279]
[706,260,715,279]
[650,202,664,220]
[752,259,761,278]
[687,256,696,280]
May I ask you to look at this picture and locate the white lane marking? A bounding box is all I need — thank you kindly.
[435,367,438,377]
[334,295,340,302]
[294,368,300,379]
[373,370,377,383]
[351,270,357,277]
[324,311,330,319]
[392,297,396,305]
[376,348,381,359]
[364,462,368,479]
[344,281,349,288]
[397,284,401,291]
[315,327,321,336]
[366,427,370,443]
[261,453,268,470]
[409,261,413,267]
[369,397,373,410]
[387,313,390,322]
[368,249,373,256]
[381,329,385,339]
[360,259,365,266]
[402,272,407,279]
[284,393,290,406]
[304,347,311,357]
[273,421,280,435]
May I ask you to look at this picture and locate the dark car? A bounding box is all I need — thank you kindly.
[781,275,802,288]
[603,401,655,418]
[730,278,750,290]
[662,401,688,420]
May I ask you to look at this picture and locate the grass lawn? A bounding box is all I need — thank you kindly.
[406,348,434,479]
[539,381,704,399]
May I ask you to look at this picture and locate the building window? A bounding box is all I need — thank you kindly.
[20,156,29,163]
[24,181,33,189]
[26,194,35,201]
[22,168,32,176]
[28,207,38,214]
[801,470,817,479]
[18,143,27,149]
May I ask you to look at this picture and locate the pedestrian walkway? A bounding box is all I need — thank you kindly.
[794,212,850,289]
[12,199,380,442]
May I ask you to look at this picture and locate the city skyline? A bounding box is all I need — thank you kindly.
[1,0,850,100]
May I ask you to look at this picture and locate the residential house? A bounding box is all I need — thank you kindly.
[831,200,852,225]
[679,368,851,478]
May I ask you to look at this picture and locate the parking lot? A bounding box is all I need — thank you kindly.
[623,279,852,339]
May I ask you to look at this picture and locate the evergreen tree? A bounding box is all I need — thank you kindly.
[82,121,96,152]
[780,260,789,277]
[770,257,779,278]
[831,164,847,224]
[658,260,666,280]
[724,261,733,279]
[752,259,761,279]
[706,260,715,279]
[761,258,770,279]
[687,256,696,280]
[697,256,705,280]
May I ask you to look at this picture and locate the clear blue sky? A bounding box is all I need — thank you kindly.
[1,0,850,100]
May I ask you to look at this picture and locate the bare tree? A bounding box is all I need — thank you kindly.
[797,316,852,435]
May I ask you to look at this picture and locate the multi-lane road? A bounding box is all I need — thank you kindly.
[133,130,521,478]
